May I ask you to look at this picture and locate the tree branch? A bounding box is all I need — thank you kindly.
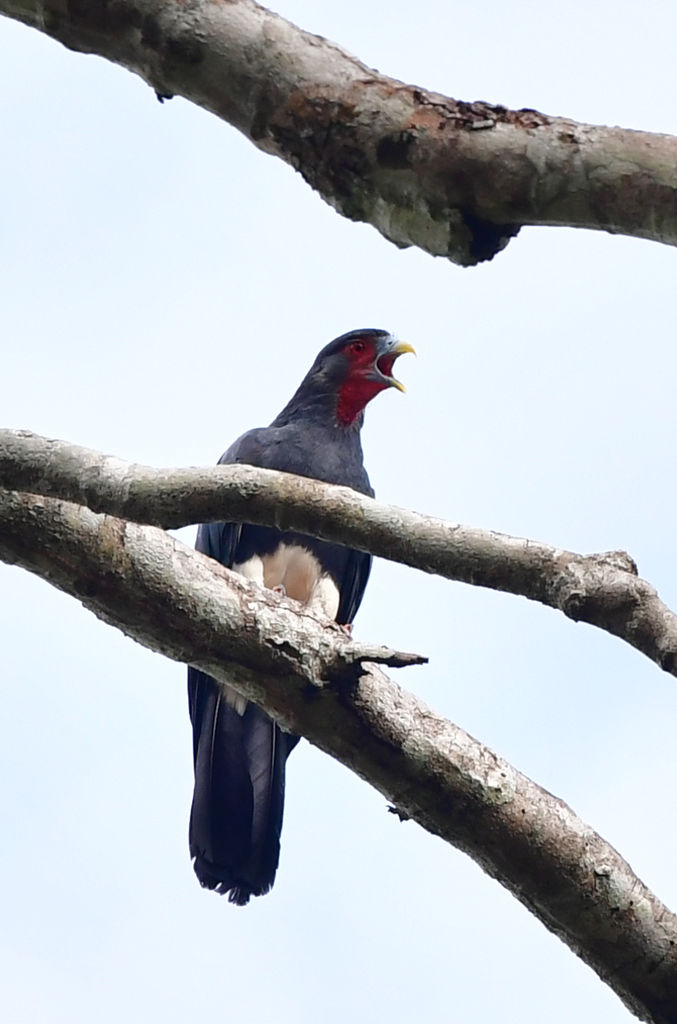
[2,0,676,264]
[3,428,677,682]
[0,486,676,1022]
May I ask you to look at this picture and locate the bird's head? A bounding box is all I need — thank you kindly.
[307,329,415,426]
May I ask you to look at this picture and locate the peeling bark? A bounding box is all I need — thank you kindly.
[2,429,677,683]
[0,486,676,1022]
[2,0,677,264]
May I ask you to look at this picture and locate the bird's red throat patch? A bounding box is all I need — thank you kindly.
[336,376,387,425]
[336,339,392,425]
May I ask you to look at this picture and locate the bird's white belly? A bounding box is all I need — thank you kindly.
[233,543,340,619]
[224,544,340,715]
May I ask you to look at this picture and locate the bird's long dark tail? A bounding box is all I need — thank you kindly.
[188,668,298,905]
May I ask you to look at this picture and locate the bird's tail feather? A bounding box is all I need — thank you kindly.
[187,667,297,904]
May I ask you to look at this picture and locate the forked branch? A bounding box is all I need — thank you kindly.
[0,485,675,1022]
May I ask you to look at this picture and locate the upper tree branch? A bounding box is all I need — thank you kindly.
[2,429,677,681]
[3,0,677,264]
[0,486,676,1022]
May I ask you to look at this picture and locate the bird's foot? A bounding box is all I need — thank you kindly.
[271,583,287,597]
[339,622,353,636]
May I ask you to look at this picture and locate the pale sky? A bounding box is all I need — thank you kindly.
[2,3,677,1022]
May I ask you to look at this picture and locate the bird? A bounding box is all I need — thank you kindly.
[187,328,414,905]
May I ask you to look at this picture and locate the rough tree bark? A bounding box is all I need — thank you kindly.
[1,483,677,1024]
[3,430,677,679]
[2,0,677,265]
[2,432,677,1022]
[2,4,677,1021]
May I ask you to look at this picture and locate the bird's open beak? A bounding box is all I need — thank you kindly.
[374,337,416,392]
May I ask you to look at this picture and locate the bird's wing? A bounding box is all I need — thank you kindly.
[336,549,372,625]
[189,428,300,903]
[193,428,267,567]
[188,426,370,901]
[195,518,242,569]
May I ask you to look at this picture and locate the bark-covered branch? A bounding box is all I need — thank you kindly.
[3,429,677,683]
[0,486,676,1023]
[3,0,677,265]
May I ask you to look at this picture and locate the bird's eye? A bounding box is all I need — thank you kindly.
[351,341,366,354]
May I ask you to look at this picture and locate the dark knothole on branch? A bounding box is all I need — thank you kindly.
[459,208,520,263]
[377,132,415,169]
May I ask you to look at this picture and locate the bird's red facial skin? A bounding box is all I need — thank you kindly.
[336,339,388,425]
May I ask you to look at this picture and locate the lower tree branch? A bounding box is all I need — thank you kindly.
[0,486,676,1022]
[2,0,676,264]
[2,429,677,682]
